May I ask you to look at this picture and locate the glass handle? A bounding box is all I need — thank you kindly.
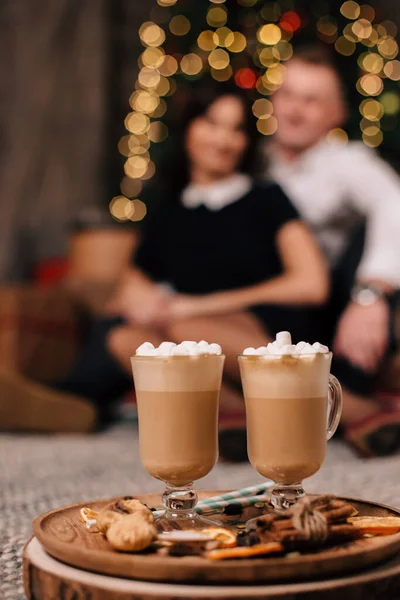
[327,374,343,440]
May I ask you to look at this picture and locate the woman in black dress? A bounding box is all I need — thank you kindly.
[0,80,329,444]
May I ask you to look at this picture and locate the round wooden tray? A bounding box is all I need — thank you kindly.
[32,491,400,584]
[23,537,400,600]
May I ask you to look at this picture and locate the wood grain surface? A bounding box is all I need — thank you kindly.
[31,491,400,584]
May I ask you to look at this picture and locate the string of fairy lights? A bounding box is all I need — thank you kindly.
[110,0,400,222]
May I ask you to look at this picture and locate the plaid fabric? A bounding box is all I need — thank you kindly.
[0,285,81,383]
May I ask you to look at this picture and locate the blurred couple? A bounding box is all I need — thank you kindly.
[2,46,400,459]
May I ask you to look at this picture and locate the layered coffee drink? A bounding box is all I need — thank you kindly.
[131,341,224,487]
[239,332,340,489]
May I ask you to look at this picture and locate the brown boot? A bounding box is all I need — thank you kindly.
[0,369,97,433]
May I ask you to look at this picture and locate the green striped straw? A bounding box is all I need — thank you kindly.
[152,483,272,518]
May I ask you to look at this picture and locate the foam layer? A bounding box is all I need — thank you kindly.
[136,340,222,357]
[243,331,329,358]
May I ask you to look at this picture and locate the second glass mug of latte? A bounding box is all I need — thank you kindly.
[131,347,225,531]
[238,350,342,511]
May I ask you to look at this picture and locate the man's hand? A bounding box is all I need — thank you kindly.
[168,294,205,321]
[333,298,390,372]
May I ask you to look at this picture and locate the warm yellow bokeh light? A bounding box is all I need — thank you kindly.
[131,90,160,114]
[380,20,398,38]
[208,48,230,70]
[197,30,217,51]
[335,36,356,56]
[109,196,134,221]
[207,6,227,27]
[327,128,349,145]
[150,98,167,118]
[362,128,383,147]
[359,99,384,121]
[129,199,148,222]
[384,60,400,81]
[154,76,170,96]
[120,177,143,199]
[343,23,358,42]
[257,24,282,45]
[380,91,400,115]
[214,27,234,48]
[169,15,191,36]
[141,47,165,69]
[362,53,384,74]
[357,74,383,96]
[210,0,226,3]
[158,55,178,77]
[276,40,293,61]
[180,53,203,76]
[157,0,177,6]
[340,1,360,20]
[252,98,273,119]
[138,67,161,89]
[352,19,373,40]
[265,64,285,85]
[359,4,375,21]
[125,112,150,135]
[124,156,150,179]
[141,162,156,181]
[317,16,338,36]
[148,121,169,143]
[378,37,399,60]
[128,134,150,152]
[257,116,278,135]
[139,22,165,47]
[258,47,279,67]
[228,32,247,53]
[211,65,233,81]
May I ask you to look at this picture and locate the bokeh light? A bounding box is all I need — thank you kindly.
[317,16,338,42]
[129,200,147,222]
[257,24,282,45]
[109,196,134,221]
[157,0,177,6]
[228,32,247,53]
[377,37,399,60]
[158,55,178,77]
[335,36,356,56]
[280,11,301,33]
[148,121,169,143]
[214,27,234,48]
[359,99,384,120]
[124,156,150,179]
[150,98,167,118]
[141,47,165,69]
[180,54,203,76]
[275,40,293,61]
[326,128,349,144]
[384,60,400,81]
[265,64,285,85]
[120,177,143,199]
[260,2,281,22]
[211,66,233,81]
[141,161,156,181]
[207,6,228,27]
[138,67,161,89]
[258,47,279,67]
[359,4,375,21]
[197,30,217,51]
[154,76,170,96]
[208,48,230,70]
[352,19,373,40]
[380,20,398,38]
[131,90,160,114]
[380,91,400,115]
[252,98,273,119]
[125,112,150,135]
[139,22,165,47]
[257,116,278,135]
[169,15,191,36]
[340,1,361,20]
[235,68,257,89]
[361,53,384,74]
[362,128,383,147]
[357,74,383,96]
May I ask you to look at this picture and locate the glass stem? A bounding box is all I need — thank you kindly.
[162,483,198,518]
[270,482,305,511]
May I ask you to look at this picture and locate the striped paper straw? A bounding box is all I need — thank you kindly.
[198,483,271,506]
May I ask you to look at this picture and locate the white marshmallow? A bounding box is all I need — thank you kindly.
[312,342,329,353]
[243,347,258,355]
[208,343,222,355]
[276,344,296,355]
[181,341,198,349]
[197,340,209,352]
[299,343,317,355]
[255,346,269,355]
[157,341,177,356]
[136,342,156,356]
[276,331,292,348]
[170,344,190,356]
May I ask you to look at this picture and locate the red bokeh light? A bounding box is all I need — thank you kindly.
[235,68,257,89]
[280,11,301,33]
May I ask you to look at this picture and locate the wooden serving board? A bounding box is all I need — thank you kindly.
[23,536,400,600]
[32,491,400,584]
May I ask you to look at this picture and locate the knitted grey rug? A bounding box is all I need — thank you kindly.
[1,424,400,599]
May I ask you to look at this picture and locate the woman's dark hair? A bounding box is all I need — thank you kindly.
[158,77,259,195]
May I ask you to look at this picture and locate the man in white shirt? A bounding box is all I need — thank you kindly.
[264,46,400,456]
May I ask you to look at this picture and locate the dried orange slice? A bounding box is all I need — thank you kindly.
[348,516,400,535]
[200,528,237,548]
[80,507,99,524]
[206,542,283,560]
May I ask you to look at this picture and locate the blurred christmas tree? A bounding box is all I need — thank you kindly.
[109,0,400,223]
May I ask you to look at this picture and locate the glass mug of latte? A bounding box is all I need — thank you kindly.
[239,332,342,512]
[131,340,224,531]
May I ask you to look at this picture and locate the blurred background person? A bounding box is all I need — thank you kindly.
[0,81,329,454]
[263,46,400,456]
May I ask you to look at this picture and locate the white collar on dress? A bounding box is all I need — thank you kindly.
[181,173,252,211]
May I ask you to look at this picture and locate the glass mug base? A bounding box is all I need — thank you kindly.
[155,484,222,532]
